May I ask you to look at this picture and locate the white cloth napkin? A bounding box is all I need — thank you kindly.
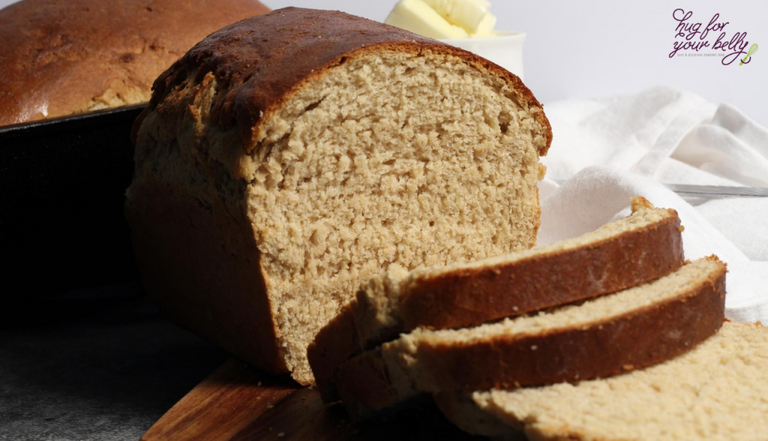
[537,86,768,323]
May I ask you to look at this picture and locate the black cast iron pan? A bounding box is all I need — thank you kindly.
[0,105,145,295]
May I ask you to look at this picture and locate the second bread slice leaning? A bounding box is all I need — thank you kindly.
[437,320,766,441]
[334,257,727,420]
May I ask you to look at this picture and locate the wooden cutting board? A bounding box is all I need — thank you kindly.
[141,357,485,441]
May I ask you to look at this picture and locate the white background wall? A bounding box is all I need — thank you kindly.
[2,0,766,125]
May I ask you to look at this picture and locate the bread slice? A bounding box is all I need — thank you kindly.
[125,7,552,385]
[309,197,684,400]
[333,257,726,420]
[0,0,269,125]
[438,320,766,441]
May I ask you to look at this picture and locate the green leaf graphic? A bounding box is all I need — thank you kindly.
[740,43,758,66]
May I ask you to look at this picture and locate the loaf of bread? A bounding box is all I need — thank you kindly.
[332,257,726,420]
[309,196,685,400]
[438,320,766,440]
[0,0,269,126]
[125,8,552,385]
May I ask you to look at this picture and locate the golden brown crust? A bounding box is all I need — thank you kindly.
[141,7,551,154]
[334,260,727,420]
[0,0,269,126]
[309,208,684,402]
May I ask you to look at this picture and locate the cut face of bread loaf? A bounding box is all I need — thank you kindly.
[309,196,684,399]
[440,320,767,441]
[333,257,726,420]
[0,0,269,125]
[125,8,552,385]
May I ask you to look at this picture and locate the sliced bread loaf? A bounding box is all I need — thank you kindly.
[333,257,726,420]
[309,197,684,399]
[438,320,766,441]
[125,7,552,385]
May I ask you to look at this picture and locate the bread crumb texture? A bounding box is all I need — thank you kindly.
[475,321,768,441]
[249,51,544,383]
[132,45,547,383]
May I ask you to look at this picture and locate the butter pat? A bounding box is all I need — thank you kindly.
[385,0,469,39]
[422,0,491,35]
[385,0,497,39]
[471,11,497,37]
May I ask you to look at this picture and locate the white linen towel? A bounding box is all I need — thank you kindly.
[537,86,768,323]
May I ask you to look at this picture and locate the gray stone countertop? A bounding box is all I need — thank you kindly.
[0,284,229,441]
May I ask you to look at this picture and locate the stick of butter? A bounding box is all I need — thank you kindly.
[385,0,497,39]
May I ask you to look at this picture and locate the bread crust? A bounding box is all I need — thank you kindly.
[125,177,285,373]
[139,7,551,155]
[0,0,269,126]
[334,258,727,420]
[309,203,684,401]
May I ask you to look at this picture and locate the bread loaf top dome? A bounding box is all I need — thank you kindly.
[143,7,552,155]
